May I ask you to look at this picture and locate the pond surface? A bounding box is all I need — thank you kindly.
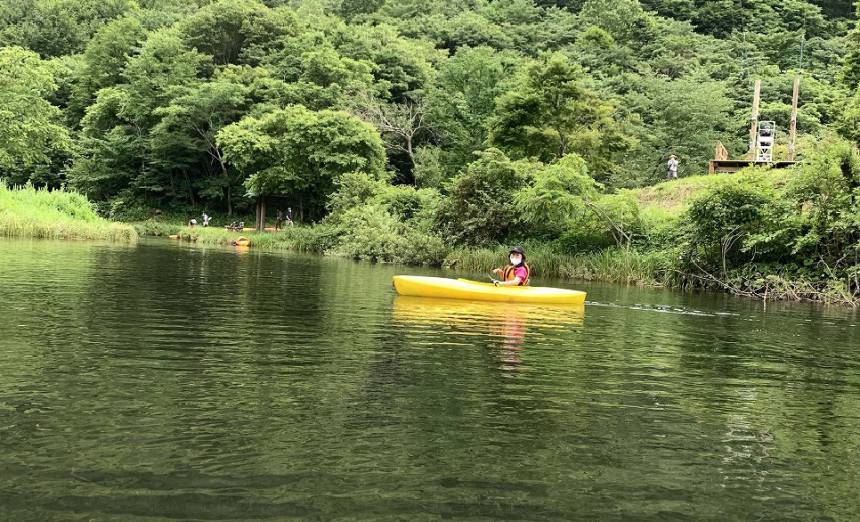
[1,238,859,520]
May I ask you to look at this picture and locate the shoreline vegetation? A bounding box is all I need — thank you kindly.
[148,222,860,307]
[0,184,137,242]
[2,177,856,306]
[133,162,860,307]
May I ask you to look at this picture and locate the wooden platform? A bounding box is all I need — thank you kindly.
[708,160,797,175]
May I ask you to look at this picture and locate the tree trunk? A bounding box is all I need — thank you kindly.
[258,198,266,232]
[184,172,196,207]
[225,184,232,216]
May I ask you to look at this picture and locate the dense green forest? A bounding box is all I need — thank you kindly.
[1,0,859,302]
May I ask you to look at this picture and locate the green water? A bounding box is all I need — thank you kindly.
[1,238,859,520]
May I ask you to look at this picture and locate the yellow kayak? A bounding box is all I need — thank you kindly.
[392,275,586,305]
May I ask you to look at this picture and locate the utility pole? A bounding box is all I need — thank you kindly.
[748,79,761,160]
[788,76,800,161]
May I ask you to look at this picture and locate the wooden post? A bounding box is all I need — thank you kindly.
[788,76,800,161]
[748,79,761,160]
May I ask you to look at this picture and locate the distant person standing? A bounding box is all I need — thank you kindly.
[202,212,210,227]
[666,155,679,180]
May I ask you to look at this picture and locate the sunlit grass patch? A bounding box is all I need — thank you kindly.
[0,183,138,242]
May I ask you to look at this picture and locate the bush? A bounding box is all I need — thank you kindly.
[437,148,533,245]
[332,204,448,265]
[682,179,774,275]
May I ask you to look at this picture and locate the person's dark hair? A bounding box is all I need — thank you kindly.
[509,246,526,265]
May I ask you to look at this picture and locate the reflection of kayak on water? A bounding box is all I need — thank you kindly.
[391,295,584,329]
[393,275,586,305]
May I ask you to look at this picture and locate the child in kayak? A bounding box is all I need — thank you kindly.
[491,246,530,286]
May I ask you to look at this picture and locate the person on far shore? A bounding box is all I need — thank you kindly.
[491,246,530,287]
[202,212,210,227]
[667,154,679,180]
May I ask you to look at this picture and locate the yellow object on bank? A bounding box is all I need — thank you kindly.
[235,237,250,247]
[392,275,586,305]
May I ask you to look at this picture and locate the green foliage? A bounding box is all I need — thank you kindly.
[68,16,146,121]
[624,73,734,185]
[514,153,596,237]
[0,182,137,241]
[683,177,775,274]
[332,204,447,264]
[217,105,385,220]
[488,53,630,181]
[324,170,445,262]
[840,3,860,91]
[580,0,656,47]
[0,47,71,185]
[176,0,292,66]
[0,0,137,57]
[781,139,860,263]
[425,46,521,176]
[437,148,533,245]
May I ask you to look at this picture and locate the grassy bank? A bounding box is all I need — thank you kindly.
[173,225,674,284]
[445,244,674,285]
[0,183,138,242]
[174,225,334,253]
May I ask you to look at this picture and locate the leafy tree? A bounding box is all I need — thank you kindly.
[514,153,598,238]
[350,91,430,181]
[176,0,294,66]
[217,105,385,226]
[515,154,641,246]
[684,180,775,278]
[335,23,438,102]
[425,46,521,177]
[782,140,860,266]
[69,16,147,122]
[150,70,257,215]
[262,42,375,109]
[579,0,657,47]
[437,148,534,245]
[841,2,860,91]
[624,72,735,183]
[488,53,631,181]
[0,0,136,57]
[0,46,70,185]
[70,28,210,205]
